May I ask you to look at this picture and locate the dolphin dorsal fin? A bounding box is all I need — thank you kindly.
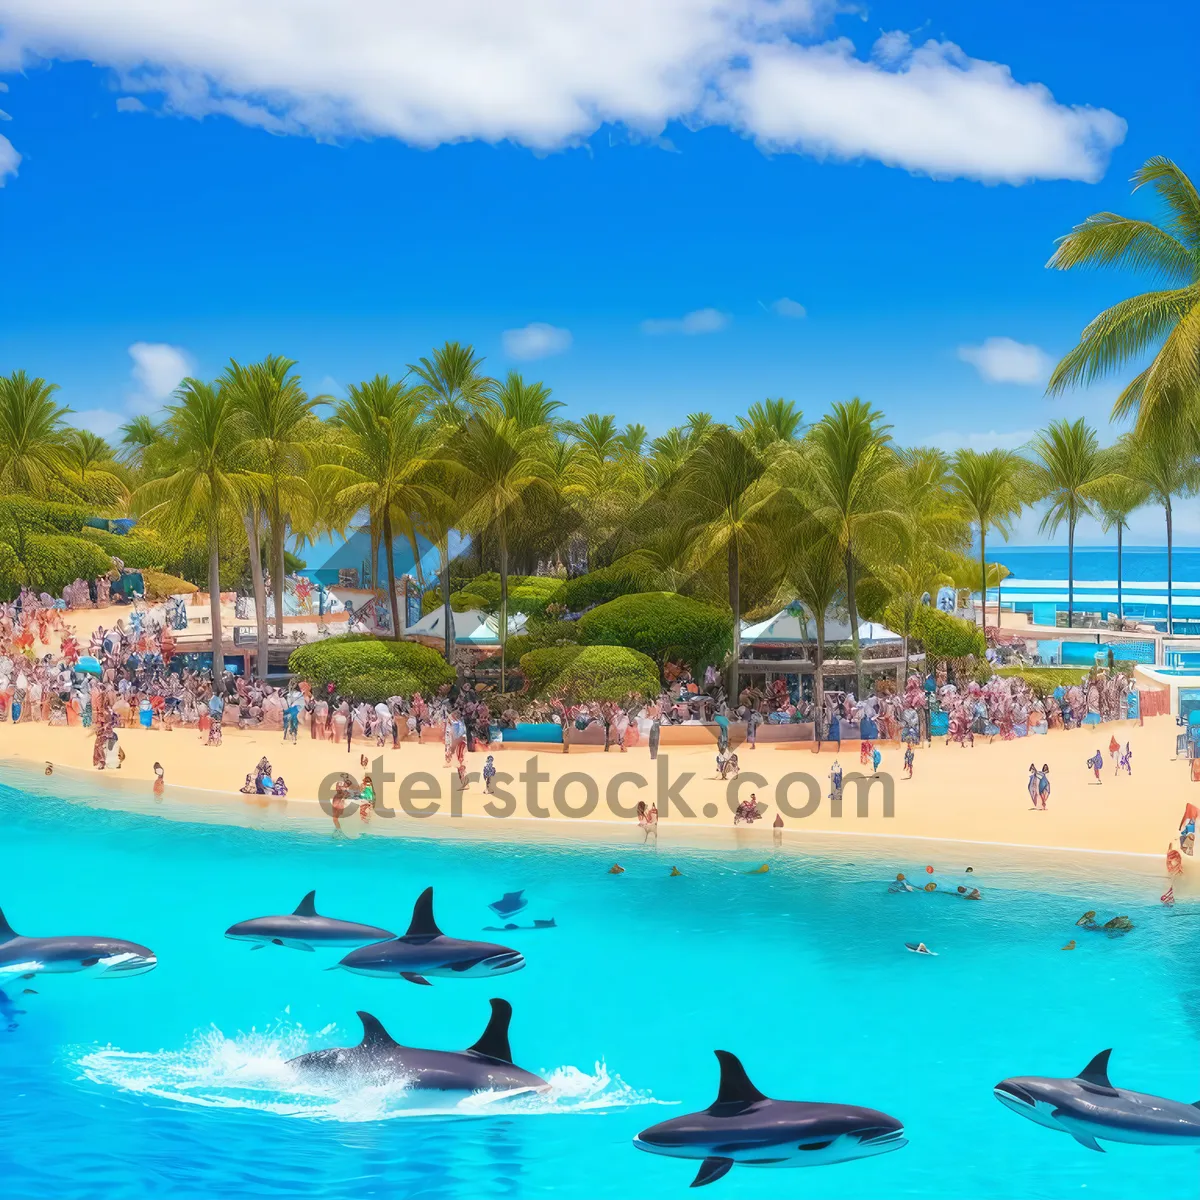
[293,891,318,917]
[405,887,443,938]
[0,906,15,942]
[1077,1049,1113,1089]
[711,1050,766,1108]
[357,1012,397,1047]
[468,998,513,1063]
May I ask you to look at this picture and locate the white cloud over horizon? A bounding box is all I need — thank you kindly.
[0,131,18,184]
[930,428,1036,452]
[771,297,807,318]
[128,340,193,410]
[641,307,730,336]
[958,336,1053,385]
[0,3,1125,184]
[115,95,146,112]
[502,322,573,360]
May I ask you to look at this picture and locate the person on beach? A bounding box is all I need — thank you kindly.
[482,754,496,794]
[1037,764,1050,810]
[871,745,882,776]
[152,761,164,796]
[1087,749,1103,784]
[1119,742,1132,776]
[206,693,224,746]
[272,776,287,797]
[734,792,762,824]
[829,760,843,808]
[1108,734,1120,773]
[239,773,256,794]
[1027,764,1039,808]
[903,744,914,779]
[648,703,661,761]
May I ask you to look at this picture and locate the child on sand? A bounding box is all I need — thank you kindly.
[1087,749,1103,784]
[483,755,496,794]
[1109,735,1120,774]
[903,745,914,779]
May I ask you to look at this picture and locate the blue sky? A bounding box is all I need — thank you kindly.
[0,0,1196,545]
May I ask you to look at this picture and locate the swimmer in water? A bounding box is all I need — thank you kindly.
[888,873,914,893]
[955,886,981,900]
[44,762,53,776]
[1061,939,1076,951]
[905,942,937,955]
[608,863,625,874]
[669,866,682,877]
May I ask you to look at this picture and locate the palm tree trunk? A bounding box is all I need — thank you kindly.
[382,509,402,640]
[270,499,286,638]
[1165,499,1173,635]
[1067,518,1075,629]
[845,547,863,698]
[440,536,453,663]
[979,527,987,632]
[1116,522,1123,624]
[243,509,269,679]
[814,613,825,725]
[208,519,224,692]
[499,517,509,693]
[406,528,426,589]
[728,539,740,703]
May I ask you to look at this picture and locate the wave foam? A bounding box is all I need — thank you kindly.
[75,1021,661,1122]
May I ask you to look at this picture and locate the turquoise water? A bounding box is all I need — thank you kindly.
[1,773,1198,1200]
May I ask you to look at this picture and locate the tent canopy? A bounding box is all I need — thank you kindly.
[740,606,902,646]
[403,607,527,646]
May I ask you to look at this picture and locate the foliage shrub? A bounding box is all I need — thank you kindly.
[288,633,454,697]
[577,591,731,668]
[16,534,113,596]
[141,570,198,599]
[995,665,1091,695]
[0,497,94,540]
[519,645,660,703]
[80,526,166,569]
[450,590,490,612]
[854,577,890,623]
[888,603,985,662]
[561,555,659,611]
[0,543,20,599]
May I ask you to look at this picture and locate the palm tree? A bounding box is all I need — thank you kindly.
[1090,445,1149,625]
[0,370,69,495]
[797,399,905,696]
[946,448,1026,632]
[62,430,126,504]
[736,398,803,451]
[678,426,774,701]
[1129,429,1200,634]
[322,376,438,640]
[116,415,164,471]
[1028,419,1115,628]
[450,411,551,691]
[222,356,320,639]
[133,380,261,684]
[412,341,492,645]
[1047,157,1200,435]
[775,517,843,723]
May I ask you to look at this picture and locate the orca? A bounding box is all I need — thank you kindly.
[225,891,394,951]
[287,998,547,1096]
[634,1050,906,1187]
[333,888,525,985]
[0,905,157,981]
[994,1049,1200,1151]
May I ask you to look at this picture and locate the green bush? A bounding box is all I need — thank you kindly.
[141,569,198,599]
[16,533,113,595]
[450,590,490,612]
[0,542,20,600]
[889,603,984,662]
[562,555,659,610]
[0,496,94,539]
[288,633,455,696]
[80,526,166,569]
[855,577,890,623]
[995,665,1088,695]
[577,591,731,668]
[520,645,660,702]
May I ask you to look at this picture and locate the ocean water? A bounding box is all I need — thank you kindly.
[1,775,1198,1200]
[997,546,1200,582]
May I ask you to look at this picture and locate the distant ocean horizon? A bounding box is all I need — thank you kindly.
[995,546,1200,582]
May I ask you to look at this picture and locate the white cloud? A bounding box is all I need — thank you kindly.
[501,322,573,360]
[0,133,19,185]
[0,5,1124,183]
[771,297,806,318]
[957,337,1053,385]
[929,428,1035,452]
[127,341,192,411]
[71,408,127,438]
[641,307,730,336]
[115,95,146,112]
[712,32,1126,183]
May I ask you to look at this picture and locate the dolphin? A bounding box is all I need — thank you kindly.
[287,998,548,1097]
[333,888,525,986]
[224,891,394,951]
[0,905,157,982]
[994,1049,1200,1151]
[634,1050,907,1187]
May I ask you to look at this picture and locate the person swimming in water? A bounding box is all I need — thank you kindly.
[906,942,937,955]
[888,873,914,893]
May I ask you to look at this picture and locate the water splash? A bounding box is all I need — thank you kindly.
[75,1022,661,1123]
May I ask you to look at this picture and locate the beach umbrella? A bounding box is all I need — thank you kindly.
[75,656,102,676]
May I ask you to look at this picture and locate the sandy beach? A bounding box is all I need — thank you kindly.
[3,714,1195,877]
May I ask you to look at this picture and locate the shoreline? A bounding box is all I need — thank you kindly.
[2,716,1196,894]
